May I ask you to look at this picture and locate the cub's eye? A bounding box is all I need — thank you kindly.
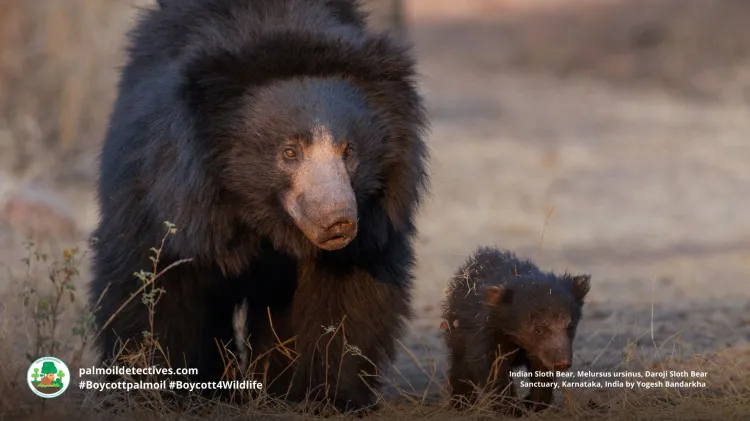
[283,148,297,159]
[343,144,354,158]
[535,327,544,335]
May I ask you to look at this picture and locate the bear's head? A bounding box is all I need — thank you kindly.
[483,273,591,372]
[180,32,428,262]
[229,78,388,252]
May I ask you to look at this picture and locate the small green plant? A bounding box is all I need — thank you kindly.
[20,241,86,362]
[132,221,176,364]
[95,221,191,384]
[71,307,97,353]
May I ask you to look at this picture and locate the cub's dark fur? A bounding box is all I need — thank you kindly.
[441,247,590,413]
[89,0,428,413]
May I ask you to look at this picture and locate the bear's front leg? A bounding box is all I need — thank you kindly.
[523,365,555,412]
[92,262,239,402]
[449,337,518,411]
[288,256,412,413]
[479,346,521,416]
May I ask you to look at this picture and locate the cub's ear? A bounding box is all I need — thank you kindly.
[569,274,591,302]
[484,285,513,306]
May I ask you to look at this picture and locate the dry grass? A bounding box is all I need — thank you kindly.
[1,230,749,420]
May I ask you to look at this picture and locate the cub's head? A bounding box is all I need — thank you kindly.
[484,273,591,372]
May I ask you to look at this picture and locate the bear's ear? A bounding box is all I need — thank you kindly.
[484,285,513,306]
[569,274,591,302]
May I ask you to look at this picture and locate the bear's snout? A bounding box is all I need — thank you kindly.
[297,191,358,250]
[536,334,573,372]
[298,189,358,250]
[553,359,572,371]
[315,210,357,250]
[284,158,359,251]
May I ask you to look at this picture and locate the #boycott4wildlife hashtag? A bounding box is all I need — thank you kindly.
[80,380,263,392]
[78,365,264,392]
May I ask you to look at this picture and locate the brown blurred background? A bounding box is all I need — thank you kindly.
[1,0,750,403]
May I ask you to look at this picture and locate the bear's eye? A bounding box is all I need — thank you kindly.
[344,144,354,158]
[283,148,297,160]
[535,327,544,335]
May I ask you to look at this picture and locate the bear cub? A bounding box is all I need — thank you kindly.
[441,246,591,414]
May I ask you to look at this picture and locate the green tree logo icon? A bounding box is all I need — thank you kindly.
[27,357,71,398]
[55,370,65,387]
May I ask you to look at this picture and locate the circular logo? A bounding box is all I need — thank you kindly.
[27,356,71,398]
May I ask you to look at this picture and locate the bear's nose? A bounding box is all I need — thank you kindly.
[313,208,358,250]
[321,216,356,239]
[553,360,571,371]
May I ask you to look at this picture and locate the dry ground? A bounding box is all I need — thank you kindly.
[1,0,750,419]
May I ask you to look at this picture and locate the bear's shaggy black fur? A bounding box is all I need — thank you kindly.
[441,247,590,414]
[89,0,428,412]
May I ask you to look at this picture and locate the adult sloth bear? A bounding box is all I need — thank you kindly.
[89,0,428,412]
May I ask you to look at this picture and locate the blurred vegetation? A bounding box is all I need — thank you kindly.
[0,0,130,183]
[1,0,750,183]
[498,0,750,101]
[0,0,408,183]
